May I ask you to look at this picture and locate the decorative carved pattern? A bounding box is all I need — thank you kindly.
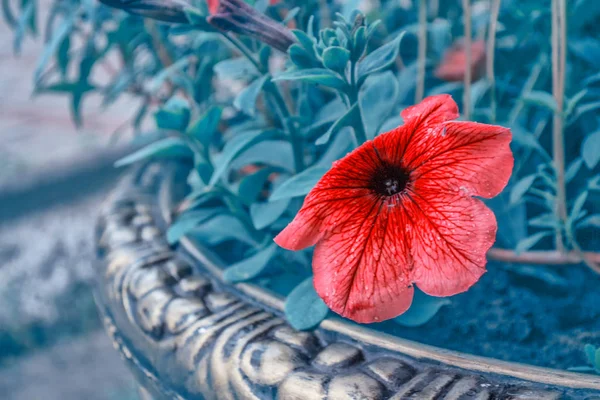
[94,164,592,399]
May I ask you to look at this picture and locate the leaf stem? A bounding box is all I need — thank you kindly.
[462,0,472,120]
[488,248,600,268]
[221,33,304,172]
[487,0,501,123]
[551,0,567,252]
[415,0,427,103]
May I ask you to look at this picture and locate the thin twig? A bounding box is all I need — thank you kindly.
[462,0,472,119]
[415,0,427,103]
[487,0,501,122]
[487,248,600,266]
[551,0,567,252]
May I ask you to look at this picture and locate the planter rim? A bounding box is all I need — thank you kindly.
[160,169,600,391]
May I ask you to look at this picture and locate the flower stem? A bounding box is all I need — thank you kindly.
[551,0,567,252]
[487,0,501,123]
[415,0,427,103]
[349,60,368,145]
[462,0,472,120]
[221,33,304,172]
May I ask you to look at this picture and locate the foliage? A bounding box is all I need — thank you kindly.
[570,344,600,374]
[5,0,600,330]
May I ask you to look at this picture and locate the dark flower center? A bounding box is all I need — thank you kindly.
[370,163,411,197]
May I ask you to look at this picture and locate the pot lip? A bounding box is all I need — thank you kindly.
[161,166,600,391]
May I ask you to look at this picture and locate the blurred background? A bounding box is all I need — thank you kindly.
[0,2,139,398]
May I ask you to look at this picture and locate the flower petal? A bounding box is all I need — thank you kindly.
[408,121,513,198]
[404,189,496,297]
[373,95,460,165]
[274,142,379,251]
[312,199,414,323]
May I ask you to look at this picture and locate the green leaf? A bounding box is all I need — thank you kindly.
[316,103,360,145]
[154,97,191,131]
[510,174,537,205]
[223,244,277,283]
[582,131,600,169]
[359,71,400,140]
[189,214,256,246]
[167,208,223,244]
[250,198,291,230]
[210,130,273,186]
[269,165,329,201]
[393,289,450,327]
[357,31,405,81]
[186,106,223,146]
[521,91,559,112]
[273,68,347,90]
[515,231,552,254]
[234,75,269,116]
[322,46,350,72]
[284,277,328,331]
[114,138,193,167]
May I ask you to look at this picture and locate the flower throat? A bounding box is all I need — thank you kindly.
[370,163,411,197]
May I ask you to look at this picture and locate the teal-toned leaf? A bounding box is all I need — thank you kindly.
[234,75,269,116]
[273,68,347,90]
[13,0,33,54]
[317,129,352,167]
[292,30,317,53]
[223,244,277,283]
[582,131,600,169]
[284,277,328,331]
[585,344,597,366]
[147,57,190,92]
[357,31,405,81]
[566,158,583,183]
[269,165,329,201]
[2,0,17,27]
[578,214,600,229]
[189,214,256,246]
[34,15,74,83]
[115,138,193,167]
[568,366,595,372]
[521,91,558,113]
[322,46,350,72]
[528,213,558,229]
[576,101,600,118]
[214,57,257,80]
[359,71,400,140]
[569,191,588,225]
[316,103,360,145]
[510,125,547,156]
[210,130,273,186]
[184,6,212,30]
[393,289,450,327]
[250,198,291,230]
[379,115,403,135]
[186,106,223,146]
[510,174,537,205]
[230,140,295,172]
[515,231,552,254]
[565,89,588,118]
[167,208,223,244]
[154,97,191,131]
[238,167,274,205]
[595,349,600,371]
[289,44,317,69]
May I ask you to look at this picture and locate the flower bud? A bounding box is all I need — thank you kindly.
[99,0,190,24]
[207,0,295,53]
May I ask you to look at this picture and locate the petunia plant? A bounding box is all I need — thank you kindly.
[6,0,600,332]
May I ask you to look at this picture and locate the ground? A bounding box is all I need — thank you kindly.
[0,6,141,399]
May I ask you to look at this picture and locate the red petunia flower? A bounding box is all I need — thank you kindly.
[435,39,486,82]
[207,0,279,14]
[275,95,513,324]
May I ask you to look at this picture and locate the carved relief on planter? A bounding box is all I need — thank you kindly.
[94,163,600,399]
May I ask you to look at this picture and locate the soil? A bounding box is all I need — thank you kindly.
[372,260,600,371]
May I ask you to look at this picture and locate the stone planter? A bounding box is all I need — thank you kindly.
[94,163,600,399]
